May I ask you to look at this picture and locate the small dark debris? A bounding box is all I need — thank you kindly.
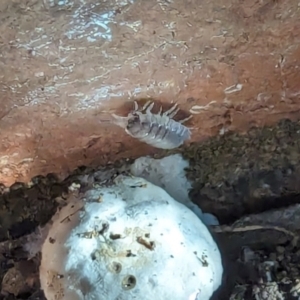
[48,237,55,244]
[109,233,121,240]
[136,236,155,250]
[99,223,109,235]
[126,250,136,257]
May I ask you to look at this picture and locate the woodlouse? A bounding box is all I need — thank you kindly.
[111,101,192,149]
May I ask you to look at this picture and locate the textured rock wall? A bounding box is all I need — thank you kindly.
[0,0,300,186]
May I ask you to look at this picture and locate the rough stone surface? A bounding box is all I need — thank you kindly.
[1,0,300,186]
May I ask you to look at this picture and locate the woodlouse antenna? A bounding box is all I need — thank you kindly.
[111,114,129,129]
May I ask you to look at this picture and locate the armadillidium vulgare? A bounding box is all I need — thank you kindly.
[111,101,192,149]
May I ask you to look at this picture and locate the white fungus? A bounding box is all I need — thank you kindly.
[40,175,223,300]
[130,154,220,225]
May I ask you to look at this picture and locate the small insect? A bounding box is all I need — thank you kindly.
[111,101,192,149]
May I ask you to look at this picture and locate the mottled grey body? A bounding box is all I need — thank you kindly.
[112,101,192,149]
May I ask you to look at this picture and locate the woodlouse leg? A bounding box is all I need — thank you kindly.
[178,115,193,124]
[157,106,163,115]
[168,107,180,118]
[163,103,178,117]
[145,102,155,113]
[141,101,153,112]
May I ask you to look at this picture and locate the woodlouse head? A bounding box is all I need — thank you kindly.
[126,112,150,138]
[126,112,142,134]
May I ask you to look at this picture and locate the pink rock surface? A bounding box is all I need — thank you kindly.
[0,0,300,186]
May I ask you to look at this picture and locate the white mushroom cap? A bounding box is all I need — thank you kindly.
[40,175,223,300]
[131,154,219,225]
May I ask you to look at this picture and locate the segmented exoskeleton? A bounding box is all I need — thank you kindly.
[112,101,192,149]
